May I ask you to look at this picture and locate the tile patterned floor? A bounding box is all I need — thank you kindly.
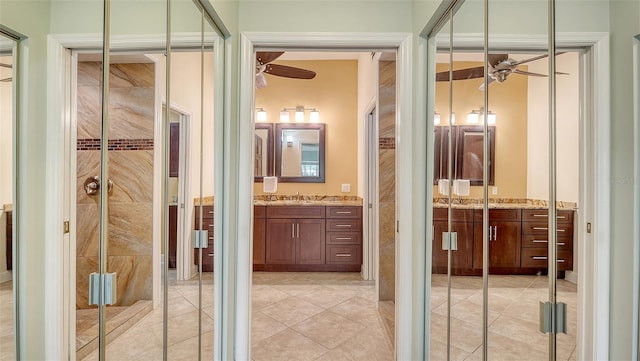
[1,272,577,361]
[0,280,15,361]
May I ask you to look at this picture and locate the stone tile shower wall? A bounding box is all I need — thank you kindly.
[76,62,155,308]
[378,61,396,302]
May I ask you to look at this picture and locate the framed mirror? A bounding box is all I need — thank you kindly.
[254,123,274,182]
[275,123,325,183]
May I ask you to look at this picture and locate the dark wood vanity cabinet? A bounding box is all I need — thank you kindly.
[253,206,266,265]
[472,209,522,271]
[521,209,574,271]
[432,208,474,273]
[194,205,214,272]
[265,206,326,266]
[5,211,11,271]
[254,205,362,272]
[433,207,575,277]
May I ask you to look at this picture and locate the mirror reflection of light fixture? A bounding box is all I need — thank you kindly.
[256,108,267,122]
[280,109,290,122]
[467,107,497,124]
[279,105,320,123]
[309,109,320,123]
[485,111,497,124]
[434,111,441,125]
[450,112,456,124]
[466,110,480,124]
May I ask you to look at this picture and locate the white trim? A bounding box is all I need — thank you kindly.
[632,33,640,361]
[238,32,415,360]
[363,99,378,282]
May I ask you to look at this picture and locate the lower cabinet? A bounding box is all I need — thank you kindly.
[254,205,362,272]
[5,210,11,271]
[253,206,266,265]
[432,208,474,273]
[472,209,521,271]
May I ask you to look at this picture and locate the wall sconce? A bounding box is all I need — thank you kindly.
[279,105,320,123]
[256,108,267,122]
[467,108,497,124]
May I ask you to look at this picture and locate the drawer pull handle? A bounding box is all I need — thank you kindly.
[557,259,565,263]
[532,214,547,217]
[335,253,352,257]
[335,237,352,240]
[336,211,352,214]
[532,256,548,260]
[208,237,214,240]
[532,240,548,243]
[533,227,548,231]
[208,211,214,214]
[208,253,214,257]
[557,242,566,246]
[209,224,214,227]
[335,225,352,228]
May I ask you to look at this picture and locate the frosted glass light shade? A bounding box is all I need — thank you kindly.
[434,112,441,125]
[295,110,305,122]
[467,111,480,124]
[309,110,320,123]
[279,110,290,122]
[256,108,267,122]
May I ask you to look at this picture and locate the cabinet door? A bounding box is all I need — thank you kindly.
[266,219,296,264]
[253,218,266,265]
[432,221,474,272]
[296,219,326,264]
[473,221,521,269]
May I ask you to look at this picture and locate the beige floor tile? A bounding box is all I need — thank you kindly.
[464,332,548,361]
[252,328,329,361]
[429,338,471,361]
[260,296,325,327]
[292,310,365,349]
[252,285,291,309]
[331,325,393,361]
[252,310,288,343]
[297,285,358,309]
[329,295,381,328]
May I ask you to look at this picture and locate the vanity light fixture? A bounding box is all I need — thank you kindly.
[279,105,320,123]
[434,111,441,125]
[256,108,267,122]
[467,107,497,124]
[466,110,480,124]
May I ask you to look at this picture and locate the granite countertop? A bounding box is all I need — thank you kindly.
[432,198,577,210]
[195,195,363,207]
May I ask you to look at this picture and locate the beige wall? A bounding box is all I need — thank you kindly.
[526,52,580,203]
[434,61,529,199]
[254,59,358,196]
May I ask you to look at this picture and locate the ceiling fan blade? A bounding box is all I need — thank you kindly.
[488,53,509,67]
[513,69,548,77]
[478,77,496,91]
[436,66,485,82]
[256,52,284,65]
[0,63,11,69]
[265,64,316,79]
[511,52,566,66]
[0,77,12,82]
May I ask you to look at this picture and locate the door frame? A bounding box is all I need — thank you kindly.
[363,100,379,283]
[633,33,640,361]
[238,32,416,360]
[422,31,611,359]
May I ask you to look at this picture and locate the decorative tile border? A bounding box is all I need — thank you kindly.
[379,137,396,150]
[77,138,154,151]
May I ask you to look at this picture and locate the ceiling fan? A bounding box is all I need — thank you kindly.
[255,51,316,89]
[0,62,12,82]
[436,53,567,90]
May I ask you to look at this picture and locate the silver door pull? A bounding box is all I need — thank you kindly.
[532,240,548,243]
[532,256,548,260]
[336,211,352,214]
[336,237,352,240]
[335,224,352,227]
[533,227,548,231]
[335,253,352,257]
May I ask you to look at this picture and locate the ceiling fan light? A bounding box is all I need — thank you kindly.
[256,108,267,122]
[279,110,290,122]
[309,109,320,123]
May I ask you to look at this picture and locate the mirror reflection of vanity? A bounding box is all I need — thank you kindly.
[254,123,326,183]
[254,123,274,182]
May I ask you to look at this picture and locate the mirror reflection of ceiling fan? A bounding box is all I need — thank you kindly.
[436,53,567,90]
[255,51,316,89]
[0,62,12,82]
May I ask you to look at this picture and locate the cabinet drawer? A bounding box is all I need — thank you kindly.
[326,232,361,245]
[521,222,573,235]
[195,219,215,230]
[522,209,574,223]
[326,219,362,232]
[195,205,214,217]
[433,208,474,222]
[521,248,572,270]
[326,245,361,264]
[254,205,266,218]
[326,206,362,218]
[473,208,521,222]
[521,234,573,250]
[267,206,325,219]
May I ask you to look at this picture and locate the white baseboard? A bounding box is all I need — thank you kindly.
[564,270,578,284]
[0,270,12,284]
